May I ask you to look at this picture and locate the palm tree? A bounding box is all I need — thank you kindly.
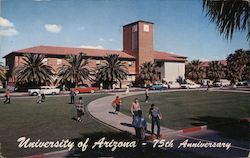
[13,54,54,87]
[139,62,159,85]
[227,49,249,83]
[0,62,6,83]
[207,61,225,82]
[203,0,249,41]
[57,53,91,88]
[96,54,128,89]
[185,60,204,83]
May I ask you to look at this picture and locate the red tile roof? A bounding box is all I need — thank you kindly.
[5,45,135,59]
[154,51,187,62]
[4,45,187,62]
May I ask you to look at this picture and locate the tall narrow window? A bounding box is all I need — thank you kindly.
[132,24,138,51]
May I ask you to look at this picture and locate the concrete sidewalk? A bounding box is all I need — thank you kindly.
[87,90,188,138]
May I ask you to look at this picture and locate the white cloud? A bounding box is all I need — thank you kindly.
[99,38,104,41]
[0,28,18,36]
[0,17,18,37]
[79,45,104,49]
[45,24,61,33]
[0,17,14,27]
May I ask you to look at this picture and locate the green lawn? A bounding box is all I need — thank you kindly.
[0,93,213,158]
[120,91,250,130]
[0,94,119,157]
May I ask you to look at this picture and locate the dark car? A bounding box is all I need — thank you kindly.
[149,84,167,90]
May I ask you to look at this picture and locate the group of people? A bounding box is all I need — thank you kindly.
[113,88,162,145]
[69,90,85,122]
[131,98,162,141]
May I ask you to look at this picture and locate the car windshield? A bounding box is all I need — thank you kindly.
[79,86,86,88]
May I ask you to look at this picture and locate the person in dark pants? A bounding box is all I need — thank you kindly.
[132,110,147,145]
[75,97,84,122]
[145,88,149,103]
[4,89,10,104]
[41,89,45,102]
[113,96,121,114]
[149,104,162,138]
[206,80,210,91]
[70,89,76,104]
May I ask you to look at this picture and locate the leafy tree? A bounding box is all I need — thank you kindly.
[96,54,128,89]
[203,0,249,41]
[207,61,225,82]
[13,54,54,87]
[57,53,91,88]
[139,61,159,85]
[185,60,204,83]
[227,49,250,83]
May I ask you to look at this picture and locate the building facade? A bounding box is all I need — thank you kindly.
[3,20,187,87]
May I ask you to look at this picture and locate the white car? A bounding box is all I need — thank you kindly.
[214,79,230,87]
[28,86,60,96]
[168,82,181,89]
[181,83,201,89]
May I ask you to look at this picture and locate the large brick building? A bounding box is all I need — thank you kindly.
[3,20,187,87]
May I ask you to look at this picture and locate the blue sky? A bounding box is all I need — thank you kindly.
[0,0,248,61]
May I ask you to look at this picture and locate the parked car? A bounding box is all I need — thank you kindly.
[180,83,201,89]
[149,84,167,90]
[168,82,181,89]
[213,79,230,87]
[71,86,97,94]
[237,80,250,86]
[28,86,60,96]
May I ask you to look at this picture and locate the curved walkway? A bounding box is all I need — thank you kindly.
[88,89,202,138]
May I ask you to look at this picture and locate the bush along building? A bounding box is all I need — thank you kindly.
[3,20,187,88]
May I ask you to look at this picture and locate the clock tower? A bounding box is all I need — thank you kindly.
[123,21,154,73]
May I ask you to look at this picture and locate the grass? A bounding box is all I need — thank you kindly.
[0,94,118,157]
[0,93,214,158]
[120,91,250,130]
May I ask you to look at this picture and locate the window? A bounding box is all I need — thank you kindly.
[132,25,138,50]
[42,58,48,65]
[57,59,62,65]
[143,24,149,32]
[128,61,132,67]
[96,60,101,65]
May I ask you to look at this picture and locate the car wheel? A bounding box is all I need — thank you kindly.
[32,92,38,96]
[90,90,95,93]
[52,92,56,95]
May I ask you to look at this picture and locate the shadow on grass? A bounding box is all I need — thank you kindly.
[66,131,212,158]
[190,116,250,141]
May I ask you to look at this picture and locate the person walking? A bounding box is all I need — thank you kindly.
[70,89,76,104]
[132,110,147,145]
[75,97,84,122]
[113,96,121,114]
[125,85,130,94]
[131,98,141,117]
[36,89,42,104]
[145,88,149,103]
[4,89,10,104]
[149,104,162,138]
[41,88,45,102]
